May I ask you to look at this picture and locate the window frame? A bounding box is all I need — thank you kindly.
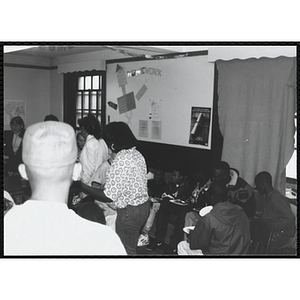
[63,70,106,129]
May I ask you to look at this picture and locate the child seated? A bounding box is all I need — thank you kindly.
[137,169,166,247]
[77,202,106,225]
[146,168,191,252]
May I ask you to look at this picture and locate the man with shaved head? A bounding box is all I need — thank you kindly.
[4,121,126,256]
[254,171,295,253]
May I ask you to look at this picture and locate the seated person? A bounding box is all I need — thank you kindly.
[146,168,191,251]
[254,171,295,253]
[211,161,256,218]
[177,181,251,255]
[77,202,106,225]
[183,161,255,236]
[137,169,166,247]
[76,131,86,161]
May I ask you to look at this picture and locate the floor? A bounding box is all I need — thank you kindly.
[136,237,178,257]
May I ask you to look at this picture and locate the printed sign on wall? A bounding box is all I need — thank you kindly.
[189,107,211,146]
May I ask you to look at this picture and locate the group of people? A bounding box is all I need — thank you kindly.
[4,113,151,255]
[4,113,296,256]
[143,161,295,255]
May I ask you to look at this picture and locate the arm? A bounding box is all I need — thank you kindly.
[270,197,295,232]
[80,140,97,184]
[79,181,112,203]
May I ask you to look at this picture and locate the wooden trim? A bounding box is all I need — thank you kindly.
[4,63,57,70]
[106,50,208,64]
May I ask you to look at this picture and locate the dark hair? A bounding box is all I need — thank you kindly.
[76,131,86,141]
[102,122,118,149]
[211,161,230,174]
[78,113,103,140]
[207,181,228,205]
[77,202,106,225]
[10,116,25,138]
[108,122,137,152]
[44,114,59,121]
[254,171,272,186]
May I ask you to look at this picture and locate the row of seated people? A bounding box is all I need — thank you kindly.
[140,161,296,255]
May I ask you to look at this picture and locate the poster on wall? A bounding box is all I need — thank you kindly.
[151,120,162,139]
[4,100,26,130]
[189,107,211,146]
[139,120,148,138]
[117,92,136,114]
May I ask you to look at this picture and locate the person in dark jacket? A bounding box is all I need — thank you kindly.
[211,161,256,218]
[4,116,26,176]
[254,171,295,253]
[177,181,251,255]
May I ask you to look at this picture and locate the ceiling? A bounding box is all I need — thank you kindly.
[4,45,209,61]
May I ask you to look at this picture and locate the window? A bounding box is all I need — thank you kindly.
[64,71,106,129]
[286,112,297,179]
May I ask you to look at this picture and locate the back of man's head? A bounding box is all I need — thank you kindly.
[22,121,77,170]
[207,181,228,205]
[254,171,272,186]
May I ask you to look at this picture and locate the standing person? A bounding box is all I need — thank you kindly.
[4,116,26,176]
[88,123,119,231]
[80,122,150,255]
[254,171,295,253]
[78,113,109,186]
[4,121,126,255]
[44,114,59,121]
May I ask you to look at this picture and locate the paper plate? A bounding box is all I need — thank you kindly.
[183,226,195,234]
[199,206,213,217]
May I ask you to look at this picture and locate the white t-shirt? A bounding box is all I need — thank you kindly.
[4,200,126,256]
[80,135,109,185]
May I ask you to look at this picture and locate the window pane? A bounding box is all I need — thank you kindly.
[76,112,82,127]
[78,77,84,90]
[286,151,296,179]
[82,110,89,118]
[93,76,99,90]
[76,92,82,109]
[98,92,102,110]
[83,91,89,109]
[99,76,102,89]
[85,76,91,90]
[294,117,297,149]
[90,91,97,110]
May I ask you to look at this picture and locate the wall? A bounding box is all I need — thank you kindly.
[50,69,64,121]
[4,65,51,129]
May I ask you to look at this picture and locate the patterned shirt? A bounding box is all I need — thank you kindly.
[104,148,149,209]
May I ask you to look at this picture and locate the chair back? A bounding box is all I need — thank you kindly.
[248,216,273,255]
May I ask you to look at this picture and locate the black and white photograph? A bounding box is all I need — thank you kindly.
[1,8,299,298]
[3,44,297,259]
